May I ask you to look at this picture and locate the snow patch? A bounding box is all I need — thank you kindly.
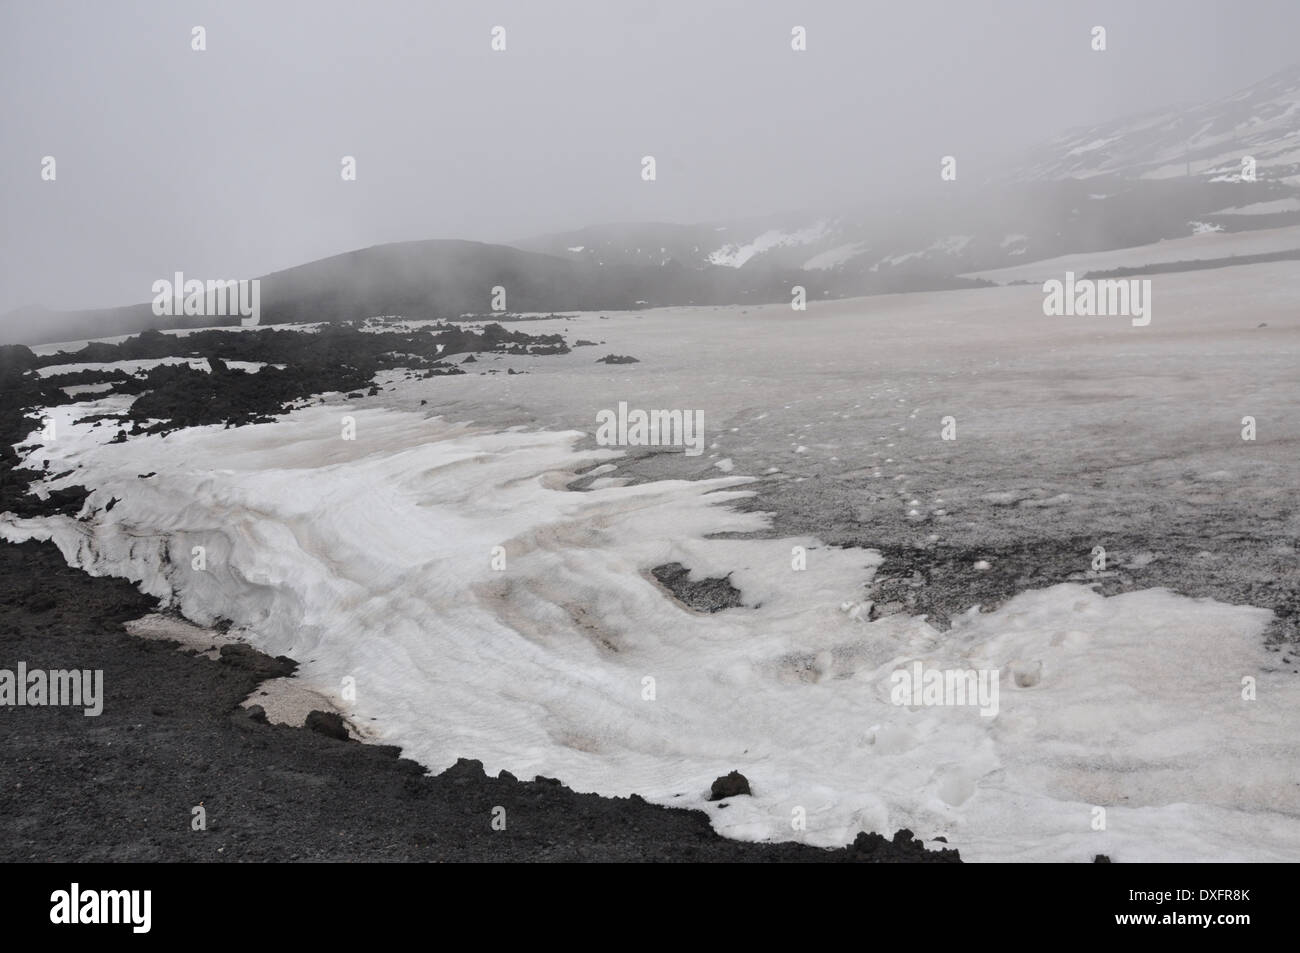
[708,222,829,268]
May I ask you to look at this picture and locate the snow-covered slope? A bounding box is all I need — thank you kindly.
[1013,63,1300,183]
[707,221,830,268]
[965,223,1300,284]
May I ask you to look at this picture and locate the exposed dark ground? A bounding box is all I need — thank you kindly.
[744,477,1300,658]
[0,328,958,862]
[602,455,1300,667]
[565,437,1299,658]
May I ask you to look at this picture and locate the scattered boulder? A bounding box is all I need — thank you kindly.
[841,829,962,863]
[709,770,751,801]
[218,642,297,679]
[304,710,349,741]
[439,758,487,784]
[232,705,269,730]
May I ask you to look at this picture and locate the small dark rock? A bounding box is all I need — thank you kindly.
[441,758,486,781]
[709,770,750,801]
[843,829,962,862]
[26,595,56,613]
[218,643,297,679]
[304,710,349,740]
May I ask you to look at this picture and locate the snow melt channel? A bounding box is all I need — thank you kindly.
[4,401,1298,862]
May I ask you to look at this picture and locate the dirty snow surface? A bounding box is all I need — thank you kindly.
[965,224,1300,284]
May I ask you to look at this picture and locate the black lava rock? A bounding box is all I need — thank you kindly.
[709,770,751,801]
[218,642,297,679]
[304,710,349,741]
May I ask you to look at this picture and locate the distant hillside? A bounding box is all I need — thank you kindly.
[0,238,875,346]
[0,242,610,346]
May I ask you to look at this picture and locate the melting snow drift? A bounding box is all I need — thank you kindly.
[4,399,1299,862]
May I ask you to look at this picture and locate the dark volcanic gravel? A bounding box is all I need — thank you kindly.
[651,562,745,612]
[25,323,568,433]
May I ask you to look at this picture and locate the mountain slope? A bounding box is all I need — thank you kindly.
[516,62,1300,282]
[1011,62,1300,183]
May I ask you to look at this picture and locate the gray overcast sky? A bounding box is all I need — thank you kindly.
[2,0,1299,313]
